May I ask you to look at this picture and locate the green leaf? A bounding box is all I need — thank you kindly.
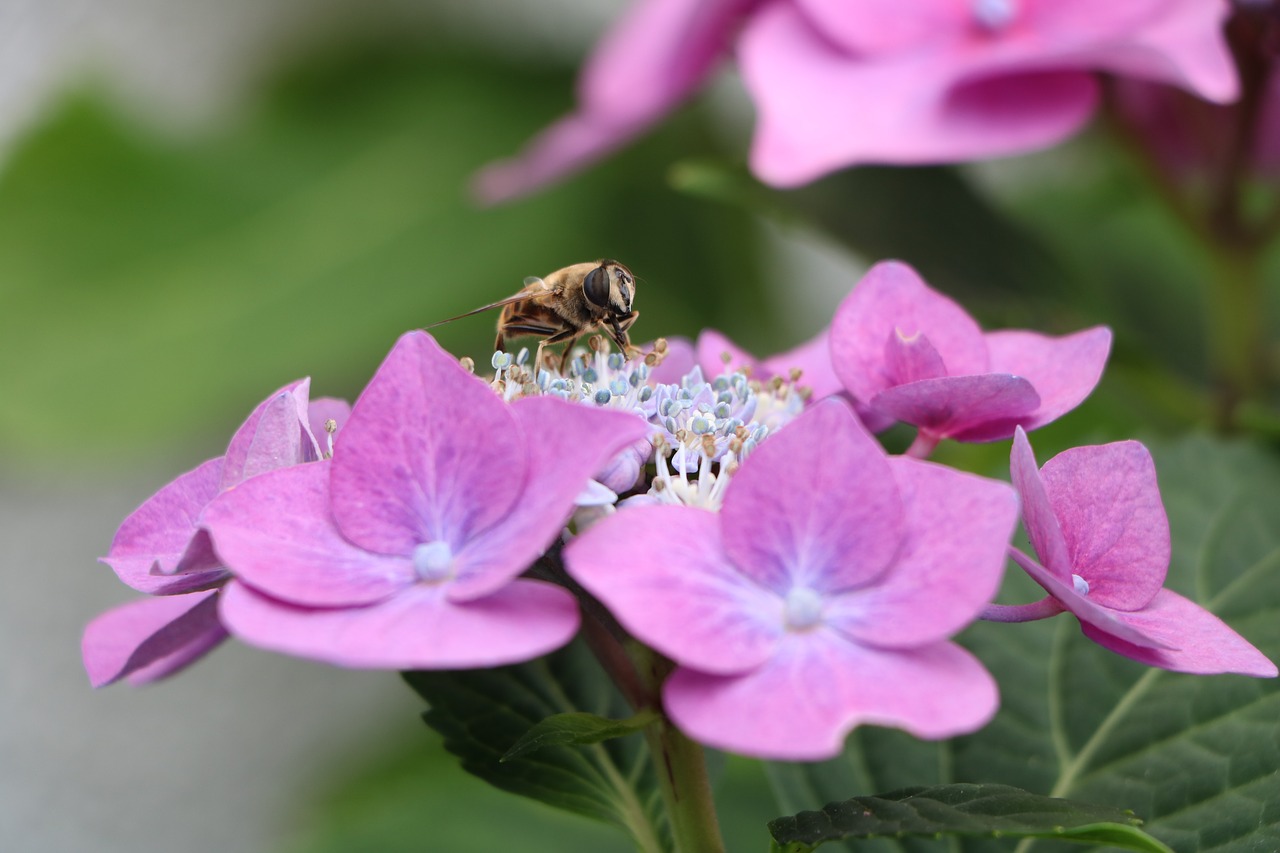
[402,640,668,852]
[767,784,1172,853]
[502,709,658,762]
[0,39,773,464]
[766,435,1280,853]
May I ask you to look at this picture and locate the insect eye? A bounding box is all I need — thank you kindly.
[583,266,611,308]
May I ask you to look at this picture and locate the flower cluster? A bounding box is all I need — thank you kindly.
[475,0,1238,201]
[85,261,1274,760]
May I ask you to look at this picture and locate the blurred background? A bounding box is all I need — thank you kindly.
[3,1,1275,851]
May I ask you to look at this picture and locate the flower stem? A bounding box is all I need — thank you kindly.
[979,596,1065,623]
[905,431,939,459]
[629,644,727,853]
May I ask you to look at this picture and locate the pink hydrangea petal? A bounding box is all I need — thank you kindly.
[1063,0,1238,104]
[449,396,652,601]
[760,328,843,399]
[721,398,904,592]
[238,389,313,479]
[883,329,948,385]
[794,0,960,56]
[740,6,1098,184]
[472,113,647,205]
[219,578,580,670]
[473,0,751,203]
[697,329,758,379]
[202,461,413,607]
[953,326,1112,442]
[664,631,998,760]
[829,457,1017,648]
[307,397,351,456]
[1008,548,1172,650]
[870,374,1040,438]
[102,457,227,595]
[1040,441,1169,610]
[1082,589,1277,677]
[565,504,781,675]
[647,336,697,385]
[221,379,310,489]
[830,261,989,404]
[1027,0,1166,41]
[82,591,227,687]
[330,332,527,556]
[1009,427,1073,581]
[696,327,842,399]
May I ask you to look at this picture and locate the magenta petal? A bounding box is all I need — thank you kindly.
[665,632,998,760]
[793,0,958,55]
[871,374,1039,438]
[648,336,697,385]
[962,326,1112,441]
[761,329,843,400]
[330,332,526,555]
[721,399,904,591]
[1010,427,1073,581]
[565,505,780,674]
[830,458,1017,648]
[202,461,413,607]
[1041,441,1169,610]
[830,261,988,404]
[103,457,227,594]
[1008,549,1173,650]
[449,397,650,600]
[472,112,646,205]
[82,591,227,687]
[473,0,750,203]
[220,578,579,669]
[307,397,351,457]
[883,329,948,385]
[697,329,758,379]
[1083,589,1277,677]
[221,379,309,489]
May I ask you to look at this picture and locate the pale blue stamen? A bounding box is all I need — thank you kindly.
[413,541,455,583]
[515,347,530,366]
[973,0,1017,30]
[1072,574,1090,596]
[491,352,512,370]
[784,587,825,631]
[594,389,612,405]
[610,378,628,396]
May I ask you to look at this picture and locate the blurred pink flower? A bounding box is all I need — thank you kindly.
[84,381,348,687]
[829,261,1111,447]
[566,398,1018,760]
[476,0,1237,200]
[202,332,649,670]
[1008,427,1276,677]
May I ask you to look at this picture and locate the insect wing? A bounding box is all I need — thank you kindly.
[423,279,550,329]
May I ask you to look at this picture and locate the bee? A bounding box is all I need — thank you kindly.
[426,259,640,371]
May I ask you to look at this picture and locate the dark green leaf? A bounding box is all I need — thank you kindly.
[767,784,1171,853]
[501,709,657,762]
[403,640,667,851]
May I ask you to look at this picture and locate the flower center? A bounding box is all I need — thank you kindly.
[972,0,1018,31]
[1072,573,1090,596]
[784,587,825,631]
[412,540,455,583]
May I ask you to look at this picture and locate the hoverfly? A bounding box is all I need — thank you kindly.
[426,259,639,371]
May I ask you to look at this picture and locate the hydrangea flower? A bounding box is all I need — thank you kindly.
[829,261,1112,452]
[83,380,348,687]
[566,397,1019,760]
[1006,427,1277,677]
[201,331,650,670]
[475,0,1237,201]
